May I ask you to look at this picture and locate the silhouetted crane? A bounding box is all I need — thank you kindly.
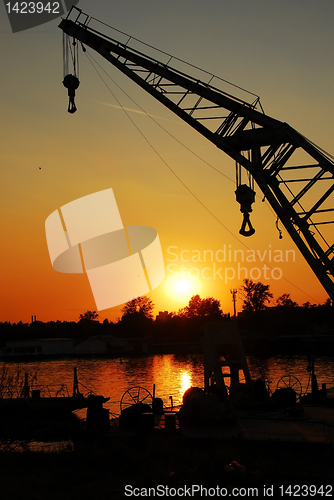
[59,6,334,302]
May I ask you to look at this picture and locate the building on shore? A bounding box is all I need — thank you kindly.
[1,338,74,357]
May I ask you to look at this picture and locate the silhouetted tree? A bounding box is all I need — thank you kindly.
[79,310,99,321]
[302,301,316,309]
[276,293,298,307]
[178,294,223,319]
[118,296,154,338]
[239,279,273,312]
[121,296,154,319]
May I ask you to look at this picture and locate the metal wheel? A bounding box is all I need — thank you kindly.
[276,375,302,401]
[120,386,153,413]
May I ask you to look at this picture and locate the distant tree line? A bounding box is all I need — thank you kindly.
[0,279,333,345]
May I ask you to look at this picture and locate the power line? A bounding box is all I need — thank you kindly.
[83,49,321,304]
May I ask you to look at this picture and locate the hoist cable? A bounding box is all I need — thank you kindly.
[62,32,68,78]
[63,34,79,79]
[83,50,321,303]
[84,47,276,223]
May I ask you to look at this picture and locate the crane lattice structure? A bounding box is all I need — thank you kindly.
[59,7,334,302]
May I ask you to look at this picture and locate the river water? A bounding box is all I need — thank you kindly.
[1,354,334,417]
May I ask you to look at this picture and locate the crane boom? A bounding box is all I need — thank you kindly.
[59,7,334,301]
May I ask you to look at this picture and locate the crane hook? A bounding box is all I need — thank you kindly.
[276,217,283,239]
[239,212,255,237]
[235,184,256,237]
[63,74,80,114]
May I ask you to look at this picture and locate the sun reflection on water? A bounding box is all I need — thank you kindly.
[179,370,192,401]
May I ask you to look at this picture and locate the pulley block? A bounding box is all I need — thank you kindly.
[63,74,80,114]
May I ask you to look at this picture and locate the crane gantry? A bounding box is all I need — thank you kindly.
[59,6,334,302]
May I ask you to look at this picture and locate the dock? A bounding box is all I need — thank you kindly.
[180,405,334,444]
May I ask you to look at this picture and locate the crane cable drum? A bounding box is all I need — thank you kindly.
[235,152,256,237]
[62,33,81,113]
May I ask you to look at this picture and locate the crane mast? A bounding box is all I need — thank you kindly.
[59,7,334,302]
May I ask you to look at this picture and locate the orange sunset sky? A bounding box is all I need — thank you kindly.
[1,0,334,323]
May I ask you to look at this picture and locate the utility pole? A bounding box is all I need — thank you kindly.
[230,289,237,317]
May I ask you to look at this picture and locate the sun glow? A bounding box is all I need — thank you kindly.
[164,276,200,302]
[175,279,191,294]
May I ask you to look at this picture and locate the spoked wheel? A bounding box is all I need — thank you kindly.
[276,375,302,401]
[120,386,153,413]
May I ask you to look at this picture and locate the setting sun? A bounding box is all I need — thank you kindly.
[164,276,201,304]
[175,279,191,294]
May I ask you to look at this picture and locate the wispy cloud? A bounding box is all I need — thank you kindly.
[93,101,179,123]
